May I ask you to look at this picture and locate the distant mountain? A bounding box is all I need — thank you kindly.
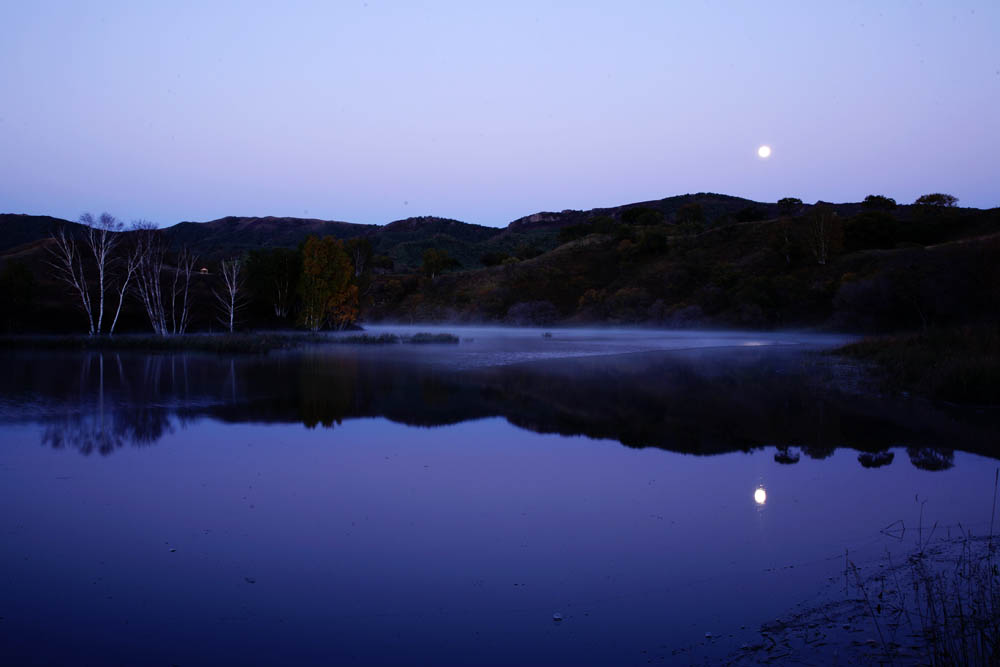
[0,193,868,266]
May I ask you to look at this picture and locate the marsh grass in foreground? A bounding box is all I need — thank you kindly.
[846,493,1000,666]
[731,473,1000,666]
[836,324,1000,404]
[902,534,1000,665]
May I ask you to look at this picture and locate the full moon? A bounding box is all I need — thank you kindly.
[757,145,772,159]
[754,487,767,505]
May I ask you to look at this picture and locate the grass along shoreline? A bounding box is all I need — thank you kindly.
[835,324,1000,405]
[0,331,461,353]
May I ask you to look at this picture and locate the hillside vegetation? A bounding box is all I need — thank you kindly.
[2,192,998,336]
[365,199,1000,333]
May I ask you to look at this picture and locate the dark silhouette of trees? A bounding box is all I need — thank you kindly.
[862,194,897,210]
[559,223,594,243]
[0,261,36,332]
[246,248,300,322]
[777,197,803,216]
[421,248,455,279]
[843,211,899,251]
[674,203,704,225]
[806,202,842,265]
[480,251,508,267]
[735,206,766,222]
[371,254,394,272]
[621,206,663,226]
[770,203,802,265]
[914,193,958,207]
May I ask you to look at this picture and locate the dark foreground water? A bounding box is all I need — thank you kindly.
[1,328,998,665]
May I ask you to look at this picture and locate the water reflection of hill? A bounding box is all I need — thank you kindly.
[2,348,996,468]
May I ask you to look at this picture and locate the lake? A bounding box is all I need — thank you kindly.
[1,327,998,665]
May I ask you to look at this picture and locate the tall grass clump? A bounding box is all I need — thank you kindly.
[837,324,1000,404]
[907,536,1000,665]
[334,333,401,344]
[848,470,1000,665]
[407,332,460,344]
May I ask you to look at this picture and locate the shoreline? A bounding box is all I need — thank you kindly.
[3,325,999,408]
[0,330,460,353]
[834,324,1000,406]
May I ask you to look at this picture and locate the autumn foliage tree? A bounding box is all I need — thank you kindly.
[298,235,358,331]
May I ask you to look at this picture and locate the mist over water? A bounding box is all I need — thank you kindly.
[1,328,997,664]
[344,325,854,369]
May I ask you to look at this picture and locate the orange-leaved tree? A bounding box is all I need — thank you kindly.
[298,235,358,331]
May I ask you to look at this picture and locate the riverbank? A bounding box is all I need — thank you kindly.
[835,324,1000,405]
[0,331,460,353]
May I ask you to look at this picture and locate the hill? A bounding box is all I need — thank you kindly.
[3,194,999,336]
[165,216,377,258]
[0,214,83,254]
[365,201,1000,332]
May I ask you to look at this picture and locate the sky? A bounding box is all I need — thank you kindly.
[1,0,998,227]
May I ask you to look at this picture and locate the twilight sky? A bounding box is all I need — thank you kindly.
[1,1,998,227]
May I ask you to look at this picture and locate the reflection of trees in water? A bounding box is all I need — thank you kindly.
[768,447,921,470]
[298,353,358,428]
[39,352,175,454]
[774,447,801,464]
[42,417,123,456]
[907,447,954,471]
[858,450,895,468]
[42,407,172,455]
[15,347,994,467]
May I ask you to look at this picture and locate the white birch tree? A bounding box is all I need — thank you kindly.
[48,225,95,334]
[132,222,169,335]
[807,203,842,266]
[170,246,199,334]
[47,212,123,335]
[214,257,245,333]
[107,243,140,336]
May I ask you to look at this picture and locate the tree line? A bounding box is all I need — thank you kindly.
[42,213,370,335]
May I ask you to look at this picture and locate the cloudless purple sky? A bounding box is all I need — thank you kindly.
[2,1,998,227]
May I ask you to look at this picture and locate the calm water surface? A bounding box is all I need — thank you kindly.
[1,328,998,665]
